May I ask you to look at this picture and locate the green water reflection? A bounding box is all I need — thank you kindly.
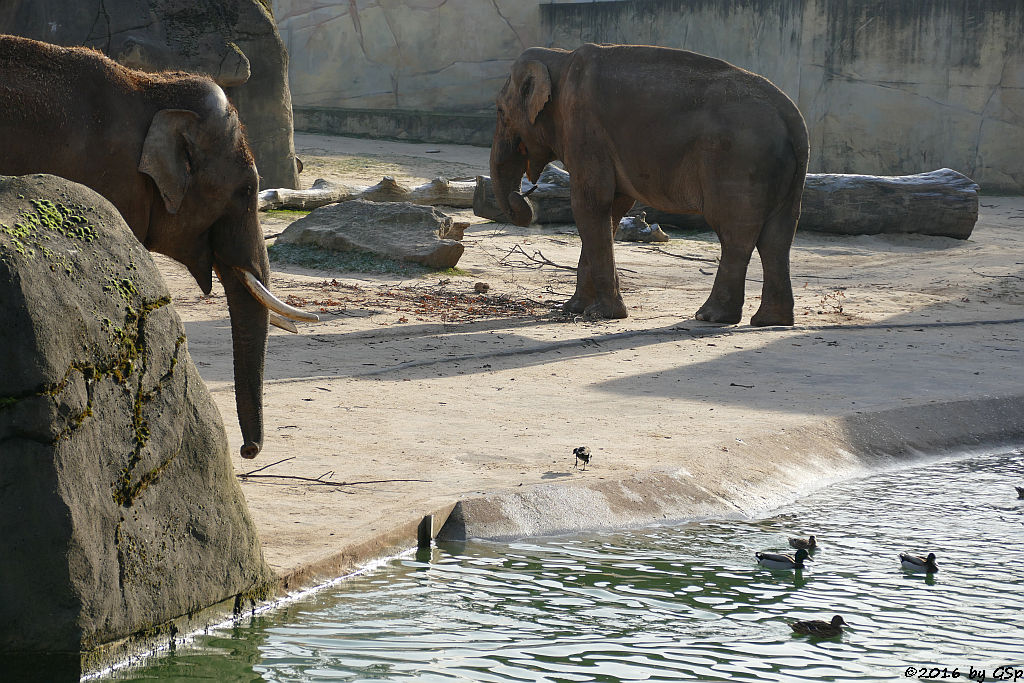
[109,449,1024,682]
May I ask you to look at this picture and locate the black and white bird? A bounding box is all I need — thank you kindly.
[899,552,938,573]
[573,446,592,470]
[756,548,811,569]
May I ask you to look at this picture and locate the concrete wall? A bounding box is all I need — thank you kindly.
[274,0,1024,193]
[273,0,538,144]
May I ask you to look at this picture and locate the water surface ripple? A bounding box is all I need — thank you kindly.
[113,450,1024,682]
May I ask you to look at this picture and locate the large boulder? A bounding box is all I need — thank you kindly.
[276,199,466,269]
[0,175,273,677]
[0,0,299,189]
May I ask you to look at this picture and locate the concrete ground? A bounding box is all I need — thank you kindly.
[153,134,1024,591]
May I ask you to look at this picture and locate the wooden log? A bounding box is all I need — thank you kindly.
[259,175,476,211]
[473,167,980,239]
[799,169,979,238]
[259,178,359,211]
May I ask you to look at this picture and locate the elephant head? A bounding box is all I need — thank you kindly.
[490,49,567,227]
[137,82,315,459]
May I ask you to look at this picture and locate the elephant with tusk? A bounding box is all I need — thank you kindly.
[490,44,809,326]
[0,34,316,458]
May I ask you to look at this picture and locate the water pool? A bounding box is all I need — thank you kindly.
[106,449,1024,682]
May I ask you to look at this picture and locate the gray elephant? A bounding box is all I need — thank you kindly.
[491,44,809,326]
[0,34,316,458]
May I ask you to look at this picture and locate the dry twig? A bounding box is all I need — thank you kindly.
[499,244,578,271]
[971,268,1024,281]
[636,245,718,264]
[238,457,429,490]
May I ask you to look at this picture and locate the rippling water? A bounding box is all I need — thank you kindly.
[109,450,1024,682]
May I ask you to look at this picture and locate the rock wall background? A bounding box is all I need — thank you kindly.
[273,0,1024,193]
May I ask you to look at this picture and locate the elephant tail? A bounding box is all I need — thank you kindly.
[775,93,810,226]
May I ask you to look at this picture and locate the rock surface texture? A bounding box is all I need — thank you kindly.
[276,199,465,268]
[0,175,272,677]
[615,212,670,243]
[0,0,299,189]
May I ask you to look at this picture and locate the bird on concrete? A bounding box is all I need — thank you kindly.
[789,614,847,637]
[899,552,938,573]
[756,548,811,569]
[788,535,817,551]
[573,446,592,470]
[1015,486,1024,499]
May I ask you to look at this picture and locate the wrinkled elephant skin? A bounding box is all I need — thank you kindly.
[0,34,282,457]
[490,44,809,325]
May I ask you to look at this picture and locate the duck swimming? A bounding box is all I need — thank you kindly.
[899,552,938,573]
[788,535,817,551]
[756,548,811,569]
[790,614,847,637]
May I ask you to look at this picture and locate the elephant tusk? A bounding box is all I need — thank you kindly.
[269,312,299,333]
[522,183,539,197]
[234,267,320,322]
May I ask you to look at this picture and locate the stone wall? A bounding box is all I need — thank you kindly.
[274,0,1024,193]
[273,0,538,145]
[542,0,1024,193]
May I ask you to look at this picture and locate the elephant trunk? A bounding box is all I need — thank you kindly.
[490,136,536,227]
[219,263,268,459]
[211,207,272,459]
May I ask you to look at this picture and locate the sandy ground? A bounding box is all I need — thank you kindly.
[151,133,1024,586]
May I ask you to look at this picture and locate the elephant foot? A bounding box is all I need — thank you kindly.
[583,295,628,319]
[695,301,742,325]
[563,293,593,314]
[751,304,794,327]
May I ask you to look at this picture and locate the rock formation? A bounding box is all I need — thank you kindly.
[275,199,465,269]
[0,174,273,677]
[615,212,669,243]
[0,0,299,189]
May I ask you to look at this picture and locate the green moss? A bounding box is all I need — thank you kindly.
[104,277,140,303]
[0,199,97,268]
[266,208,311,217]
[233,578,277,615]
[110,297,182,508]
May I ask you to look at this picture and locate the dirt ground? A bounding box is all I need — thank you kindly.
[151,133,1024,586]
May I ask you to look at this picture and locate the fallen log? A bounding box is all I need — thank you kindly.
[474,167,980,239]
[259,175,476,211]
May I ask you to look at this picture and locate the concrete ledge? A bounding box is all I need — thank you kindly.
[437,394,1024,540]
[294,107,494,147]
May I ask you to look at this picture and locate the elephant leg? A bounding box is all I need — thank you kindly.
[565,249,596,314]
[566,193,635,314]
[751,209,798,326]
[566,183,629,319]
[696,220,758,325]
[610,193,636,233]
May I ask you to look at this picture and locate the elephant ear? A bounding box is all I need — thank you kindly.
[139,109,200,215]
[517,60,551,125]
